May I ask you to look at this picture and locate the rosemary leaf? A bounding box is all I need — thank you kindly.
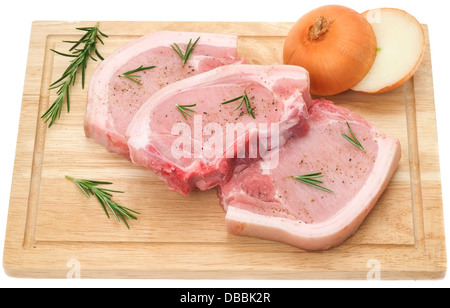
[119,65,156,85]
[222,95,244,109]
[342,121,366,152]
[42,23,108,128]
[176,103,197,120]
[66,175,139,229]
[292,172,333,193]
[171,37,200,67]
[221,90,255,119]
[50,49,78,58]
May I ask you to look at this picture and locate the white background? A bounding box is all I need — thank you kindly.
[0,0,448,288]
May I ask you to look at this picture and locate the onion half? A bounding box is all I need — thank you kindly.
[351,8,425,94]
[283,5,378,96]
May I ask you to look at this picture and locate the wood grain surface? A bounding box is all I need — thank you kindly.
[3,21,446,279]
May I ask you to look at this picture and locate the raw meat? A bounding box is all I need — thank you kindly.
[84,31,244,158]
[218,99,401,251]
[126,64,312,195]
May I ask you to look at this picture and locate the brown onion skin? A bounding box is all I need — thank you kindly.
[283,5,377,96]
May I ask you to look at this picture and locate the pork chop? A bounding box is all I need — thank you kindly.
[218,99,401,251]
[126,64,312,195]
[84,31,243,158]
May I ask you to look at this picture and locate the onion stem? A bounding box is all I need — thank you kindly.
[310,16,332,40]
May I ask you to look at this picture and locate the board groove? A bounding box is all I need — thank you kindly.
[403,77,426,249]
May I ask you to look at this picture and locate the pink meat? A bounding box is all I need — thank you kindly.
[84,31,244,158]
[126,64,312,195]
[218,99,401,251]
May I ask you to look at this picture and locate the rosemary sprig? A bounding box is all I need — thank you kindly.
[171,37,200,67]
[292,172,333,193]
[42,23,108,128]
[221,90,255,119]
[176,103,197,120]
[119,65,156,85]
[342,121,366,152]
[66,175,139,229]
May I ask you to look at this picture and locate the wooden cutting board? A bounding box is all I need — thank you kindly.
[3,21,446,279]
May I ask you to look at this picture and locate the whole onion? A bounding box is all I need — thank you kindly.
[283,5,378,96]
